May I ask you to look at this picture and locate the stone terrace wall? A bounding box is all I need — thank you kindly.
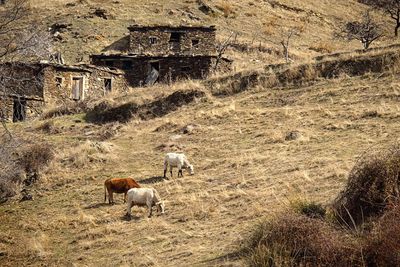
[128,26,216,56]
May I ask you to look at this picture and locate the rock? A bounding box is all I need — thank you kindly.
[285,130,302,141]
[91,8,115,20]
[20,194,33,202]
[197,0,216,15]
[181,124,197,134]
[49,22,72,34]
[170,134,182,141]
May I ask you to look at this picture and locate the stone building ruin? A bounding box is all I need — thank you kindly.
[0,62,126,122]
[91,25,231,87]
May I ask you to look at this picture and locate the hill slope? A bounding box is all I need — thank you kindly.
[30,0,392,69]
[1,71,400,266]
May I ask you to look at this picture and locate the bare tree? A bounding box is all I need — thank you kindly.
[280,28,299,63]
[359,0,400,37]
[340,11,382,49]
[214,31,237,71]
[0,0,52,135]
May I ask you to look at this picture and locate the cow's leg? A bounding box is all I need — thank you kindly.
[147,201,153,218]
[110,192,114,204]
[107,188,112,204]
[126,201,132,218]
[170,166,173,178]
[177,163,183,177]
[163,161,168,178]
[163,169,167,178]
[124,192,127,203]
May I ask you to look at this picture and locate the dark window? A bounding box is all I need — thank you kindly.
[105,61,114,67]
[181,66,191,72]
[192,39,200,47]
[169,32,182,43]
[104,78,112,92]
[123,61,133,70]
[149,37,158,45]
[56,77,63,88]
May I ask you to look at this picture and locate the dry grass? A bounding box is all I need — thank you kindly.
[1,72,400,265]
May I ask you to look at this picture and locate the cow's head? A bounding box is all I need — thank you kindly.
[188,164,194,175]
[156,201,165,214]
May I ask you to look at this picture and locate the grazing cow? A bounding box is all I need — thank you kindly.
[126,188,165,218]
[104,178,141,204]
[163,152,194,178]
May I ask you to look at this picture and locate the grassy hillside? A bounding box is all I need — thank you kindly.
[30,0,393,69]
[1,68,400,265]
[1,0,400,266]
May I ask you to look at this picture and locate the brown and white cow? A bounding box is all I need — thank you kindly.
[104,178,141,204]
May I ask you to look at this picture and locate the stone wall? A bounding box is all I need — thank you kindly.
[43,66,127,105]
[92,55,222,87]
[0,96,44,122]
[128,26,216,56]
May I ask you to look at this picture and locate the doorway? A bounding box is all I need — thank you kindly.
[72,77,84,100]
[104,78,112,92]
[13,98,27,122]
[145,61,160,86]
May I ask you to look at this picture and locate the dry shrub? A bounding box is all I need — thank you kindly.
[364,204,400,266]
[309,41,335,53]
[36,121,61,134]
[42,101,90,119]
[244,212,361,267]
[0,140,24,202]
[19,144,54,174]
[333,144,400,225]
[290,199,326,219]
[60,140,115,168]
[216,1,234,18]
[0,140,53,201]
[19,143,54,185]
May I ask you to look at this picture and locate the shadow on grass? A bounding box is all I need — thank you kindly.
[139,176,167,184]
[84,203,110,209]
[200,251,243,265]
[121,214,141,222]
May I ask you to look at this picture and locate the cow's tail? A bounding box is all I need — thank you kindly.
[104,184,107,203]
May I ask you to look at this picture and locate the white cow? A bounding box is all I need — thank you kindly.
[125,188,165,218]
[163,152,194,178]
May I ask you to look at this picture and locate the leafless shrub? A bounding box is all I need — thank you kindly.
[365,204,400,266]
[36,121,61,134]
[333,144,400,226]
[243,212,362,266]
[0,139,24,202]
[19,143,54,185]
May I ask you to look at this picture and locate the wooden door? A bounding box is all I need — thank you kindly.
[72,77,83,100]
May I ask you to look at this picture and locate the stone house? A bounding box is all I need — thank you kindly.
[91,25,232,87]
[0,62,126,122]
